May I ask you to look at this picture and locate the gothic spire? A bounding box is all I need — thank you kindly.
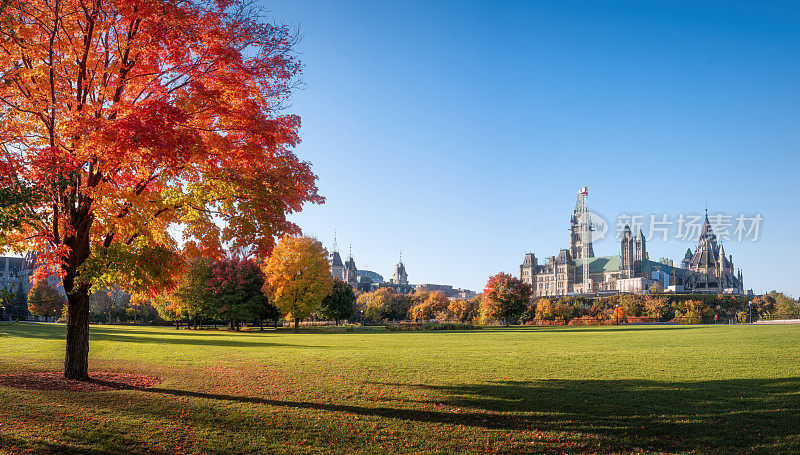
[699,211,716,246]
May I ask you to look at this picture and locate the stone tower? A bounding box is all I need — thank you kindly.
[684,211,743,292]
[329,233,344,280]
[392,254,408,285]
[633,228,647,274]
[343,245,358,288]
[569,193,595,260]
[620,225,634,278]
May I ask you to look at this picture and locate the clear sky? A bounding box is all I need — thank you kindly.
[265,0,800,296]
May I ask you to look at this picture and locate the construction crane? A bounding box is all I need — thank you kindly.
[578,186,590,294]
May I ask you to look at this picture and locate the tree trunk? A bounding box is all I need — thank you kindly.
[64,286,90,380]
[259,316,264,331]
[294,317,299,333]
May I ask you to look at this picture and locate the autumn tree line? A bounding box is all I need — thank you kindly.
[13,267,800,329]
[102,236,355,333]
[355,273,800,326]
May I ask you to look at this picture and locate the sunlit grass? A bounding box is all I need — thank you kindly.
[1,322,798,454]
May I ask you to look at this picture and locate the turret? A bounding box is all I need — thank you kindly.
[393,253,408,285]
[633,228,646,274]
[682,248,692,269]
[620,225,633,278]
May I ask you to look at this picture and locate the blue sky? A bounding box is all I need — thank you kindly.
[266,0,800,295]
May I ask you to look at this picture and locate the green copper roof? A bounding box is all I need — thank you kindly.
[575,255,621,274]
[575,256,686,276]
[644,259,686,277]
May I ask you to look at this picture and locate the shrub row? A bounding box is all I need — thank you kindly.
[385,322,481,331]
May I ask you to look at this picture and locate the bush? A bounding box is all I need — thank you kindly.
[385,322,481,331]
[626,316,658,324]
[526,319,566,326]
[567,316,601,326]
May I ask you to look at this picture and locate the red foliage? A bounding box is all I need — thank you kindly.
[567,316,601,326]
[0,0,322,376]
[526,319,567,326]
[0,0,321,280]
[482,273,532,323]
[626,316,659,323]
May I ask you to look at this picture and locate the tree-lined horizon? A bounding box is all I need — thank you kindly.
[0,0,321,379]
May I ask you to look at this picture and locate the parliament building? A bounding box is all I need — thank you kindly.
[520,193,747,297]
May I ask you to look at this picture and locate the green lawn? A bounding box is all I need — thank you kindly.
[0,323,798,454]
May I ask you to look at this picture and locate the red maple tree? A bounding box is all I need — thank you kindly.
[0,0,322,378]
[483,273,532,325]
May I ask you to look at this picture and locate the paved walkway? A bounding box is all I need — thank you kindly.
[753,319,800,325]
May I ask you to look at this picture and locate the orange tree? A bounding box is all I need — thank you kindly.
[263,236,332,333]
[409,291,449,321]
[482,273,532,325]
[448,296,480,323]
[27,280,65,321]
[0,0,321,378]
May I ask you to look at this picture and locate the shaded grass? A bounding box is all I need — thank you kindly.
[0,322,798,454]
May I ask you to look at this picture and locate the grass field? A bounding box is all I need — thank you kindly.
[0,322,798,454]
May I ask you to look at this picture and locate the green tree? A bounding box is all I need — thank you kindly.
[263,237,333,333]
[208,258,266,331]
[0,287,12,319]
[89,286,130,324]
[174,258,215,329]
[13,283,27,320]
[261,300,282,329]
[319,279,356,325]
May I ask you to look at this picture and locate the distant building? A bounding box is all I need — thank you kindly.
[326,240,472,296]
[391,260,408,285]
[415,283,477,300]
[520,191,747,296]
[357,270,384,284]
[330,250,344,281]
[343,252,358,289]
[386,258,415,294]
[0,253,64,320]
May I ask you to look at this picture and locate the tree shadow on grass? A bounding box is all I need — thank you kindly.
[0,323,325,348]
[380,378,800,453]
[140,377,800,453]
[87,331,326,348]
[0,433,123,455]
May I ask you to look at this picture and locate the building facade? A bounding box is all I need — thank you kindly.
[520,192,746,296]
[327,241,473,296]
[0,253,66,320]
